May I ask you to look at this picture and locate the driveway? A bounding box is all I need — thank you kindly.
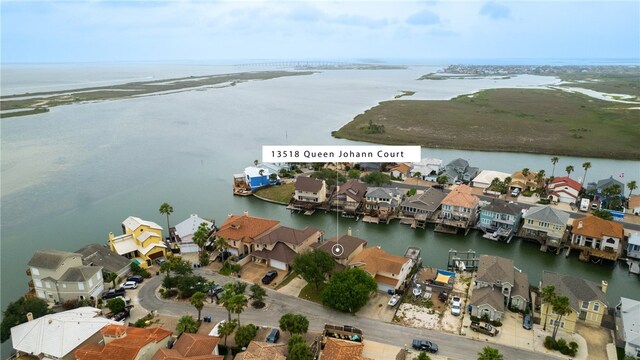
[576,322,611,360]
[357,291,398,322]
[240,262,286,288]
[277,276,307,297]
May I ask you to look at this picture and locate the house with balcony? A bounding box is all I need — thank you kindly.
[628,233,640,260]
[27,249,104,304]
[520,206,570,249]
[291,176,328,211]
[172,214,214,254]
[108,216,168,268]
[242,166,279,191]
[469,255,529,322]
[311,232,368,270]
[75,324,172,360]
[364,187,405,221]
[540,271,608,334]
[478,200,526,242]
[616,297,640,359]
[548,176,582,204]
[571,215,624,262]
[214,211,280,257]
[400,188,447,228]
[509,170,539,193]
[349,246,414,293]
[409,158,443,181]
[331,179,368,216]
[435,185,479,235]
[76,243,131,279]
[441,158,479,184]
[250,226,322,271]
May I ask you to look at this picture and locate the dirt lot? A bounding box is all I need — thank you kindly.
[357,292,398,322]
[576,322,612,360]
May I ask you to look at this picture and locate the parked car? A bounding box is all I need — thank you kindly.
[127,275,144,283]
[438,291,448,302]
[412,339,438,353]
[523,314,532,330]
[470,321,500,337]
[101,288,126,300]
[450,296,462,316]
[155,257,166,266]
[113,311,128,321]
[511,188,520,197]
[120,281,138,289]
[265,328,280,343]
[388,294,401,307]
[261,270,278,285]
[210,285,224,297]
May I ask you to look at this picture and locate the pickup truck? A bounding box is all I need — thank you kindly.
[412,339,438,353]
[470,321,499,337]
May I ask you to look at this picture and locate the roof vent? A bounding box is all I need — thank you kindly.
[578,221,583,229]
[231,224,240,230]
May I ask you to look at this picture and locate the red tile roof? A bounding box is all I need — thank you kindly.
[572,215,624,239]
[216,214,279,244]
[549,176,582,191]
[75,326,172,360]
[151,333,222,360]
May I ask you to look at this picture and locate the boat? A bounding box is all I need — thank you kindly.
[412,286,422,297]
[388,294,401,306]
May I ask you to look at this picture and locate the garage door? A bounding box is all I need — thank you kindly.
[377,283,394,293]
[270,259,287,271]
[558,196,574,203]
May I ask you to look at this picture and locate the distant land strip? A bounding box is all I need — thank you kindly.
[332,88,640,160]
[0,71,315,118]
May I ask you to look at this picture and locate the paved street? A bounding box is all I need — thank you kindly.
[138,269,560,360]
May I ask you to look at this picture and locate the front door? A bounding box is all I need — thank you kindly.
[579,310,586,320]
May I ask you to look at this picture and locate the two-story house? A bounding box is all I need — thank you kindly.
[215,212,280,257]
[250,226,322,271]
[616,297,640,358]
[75,324,172,360]
[520,206,570,248]
[390,163,411,180]
[509,170,539,193]
[172,214,214,254]
[571,215,624,261]
[540,271,608,334]
[547,176,582,204]
[400,188,447,228]
[349,246,414,293]
[470,255,529,321]
[311,232,368,270]
[587,177,625,209]
[331,179,368,216]
[242,166,279,191]
[76,243,131,279]
[27,249,104,304]
[436,185,479,234]
[108,216,168,268]
[364,187,405,221]
[441,158,479,184]
[628,233,640,260]
[410,158,443,182]
[292,176,327,210]
[478,200,526,242]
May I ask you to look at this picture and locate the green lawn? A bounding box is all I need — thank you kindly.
[254,182,295,204]
[298,283,325,304]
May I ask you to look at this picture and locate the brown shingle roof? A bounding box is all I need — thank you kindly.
[390,163,411,174]
[441,185,479,209]
[338,180,368,202]
[320,338,373,360]
[234,341,286,360]
[572,215,624,239]
[349,246,408,276]
[470,287,505,312]
[311,235,367,260]
[251,242,297,265]
[254,226,320,246]
[476,255,515,286]
[295,176,324,193]
[216,214,279,244]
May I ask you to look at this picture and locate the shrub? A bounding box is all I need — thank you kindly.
[568,341,578,356]
[544,336,558,350]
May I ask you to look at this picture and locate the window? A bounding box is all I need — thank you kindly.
[31,267,40,276]
[88,279,94,287]
[593,303,600,312]
[34,279,42,288]
[582,301,589,309]
[45,282,51,289]
[62,284,67,288]
[78,282,84,290]
[97,272,102,280]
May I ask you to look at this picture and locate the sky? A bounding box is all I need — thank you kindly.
[1,0,639,63]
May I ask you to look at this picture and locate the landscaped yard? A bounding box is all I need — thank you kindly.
[254,182,295,204]
[298,283,325,304]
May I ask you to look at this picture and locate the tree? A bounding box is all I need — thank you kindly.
[521,168,530,177]
[1,297,50,342]
[176,315,199,335]
[347,169,361,179]
[477,346,503,360]
[288,334,306,353]
[541,285,556,331]
[407,188,417,197]
[436,175,449,186]
[550,156,559,177]
[413,171,422,186]
[106,298,126,315]
[159,202,174,238]
[416,352,432,360]
[269,173,278,182]
[581,162,591,186]
[190,291,205,321]
[565,165,574,177]
[259,169,265,177]
[602,184,623,210]
[322,268,377,313]
[551,295,571,340]
[218,319,237,347]
[361,171,391,186]
[291,250,335,291]
[192,222,212,265]
[104,271,118,288]
[213,236,229,253]
[628,180,637,198]
[254,159,259,166]
[279,313,309,336]
[289,342,313,360]
[535,170,545,185]
[162,256,193,276]
[234,323,257,348]
[249,283,267,308]
[223,293,248,326]
[592,209,613,220]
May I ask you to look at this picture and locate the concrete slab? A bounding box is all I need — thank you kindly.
[358,292,398,323]
[277,276,307,297]
[239,262,287,288]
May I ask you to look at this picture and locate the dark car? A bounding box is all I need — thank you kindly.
[412,339,438,353]
[438,291,448,302]
[113,311,128,321]
[214,251,232,262]
[209,285,224,299]
[127,275,144,283]
[523,314,532,330]
[102,288,126,300]
[265,328,280,343]
[261,270,278,285]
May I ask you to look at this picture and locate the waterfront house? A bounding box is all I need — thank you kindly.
[616,297,640,358]
[108,216,168,268]
[172,214,214,254]
[628,233,640,260]
[628,194,640,215]
[311,233,367,269]
[509,170,539,192]
[251,226,322,271]
[477,200,526,241]
[27,249,104,304]
[570,215,624,262]
[471,170,511,189]
[292,176,328,209]
[358,163,383,172]
[540,271,608,334]
[588,177,625,195]
[547,176,582,204]
[10,307,120,360]
[364,187,405,221]
[470,255,529,322]
[76,243,131,279]
[400,188,447,228]
[75,324,172,360]
[410,158,443,181]
[442,158,479,184]
[436,185,480,234]
[242,166,279,191]
[214,212,280,257]
[520,206,570,248]
[235,341,286,360]
[151,333,222,360]
[331,179,368,215]
[349,246,414,293]
[390,163,411,180]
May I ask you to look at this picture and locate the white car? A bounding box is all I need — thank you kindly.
[120,281,138,289]
[451,296,462,316]
[388,294,401,306]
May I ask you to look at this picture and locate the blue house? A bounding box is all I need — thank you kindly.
[478,199,527,242]
[244,166,279,191]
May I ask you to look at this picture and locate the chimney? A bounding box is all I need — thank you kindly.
[108,232,114,240]
[601,280,608,293]
[243,210,249,217]
[227,214,233,218]
[26,312,34,322]
[578,221,583,229]
[347,227,352,236]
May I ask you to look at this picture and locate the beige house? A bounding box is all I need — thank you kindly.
[349,246,414,293]
[109,216,168,268]
[571,215,624,261]
[311,233,368,269]
[540,271,608,334]
[521,206,570,247]
[509,170,539,192]
[293,176,327,204]
[27,249,104,304]
[151,333,222,360]
[437,185,480,233]
[215,212,280,256]
[251,226,322,271]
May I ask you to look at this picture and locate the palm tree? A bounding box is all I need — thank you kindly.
[214,236,229,253]
[565,165,574,177]
[413,171,422,186]
[218,319,237,347]
[190,291,205,321]
[104,272,118,289]
[254,159,259,166]
[230,294,248,326]
[477,346,503,360]
[159,202,173,238]
[541,285,556,331]
[521,168,530,177]
[249,284,267,308]
[551,296,571,340]
[628,180,637,198]
[176,315,199,335]
[550,156,559,177]
[581,162,591,186]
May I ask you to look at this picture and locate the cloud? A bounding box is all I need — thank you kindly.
[287,4,323,22]
[406,9,440,26]
[479,2,510,19]
[332,14,389,29]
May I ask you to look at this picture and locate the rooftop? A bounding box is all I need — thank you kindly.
[75,243,131,275]
[122,216,162,232]
[349,246,409,276]
[254,226,320,246]
[442,185,479,209]
[542,271,608,311]
[311,235,367,260]
[523,206,570,225]
[295,176,325,193]
[572,215,624,239]
[216,213,279,243]
[27,249,81,270]
[234,341,286,360]
[476,255,515,286]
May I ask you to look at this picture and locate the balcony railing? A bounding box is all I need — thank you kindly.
[28,280,34,289]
